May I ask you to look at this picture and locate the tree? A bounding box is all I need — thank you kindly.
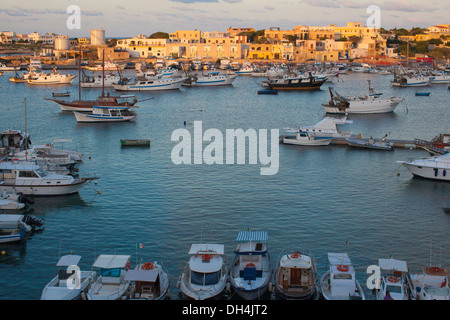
[148,32,169,39]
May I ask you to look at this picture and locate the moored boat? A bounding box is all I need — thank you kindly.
[320,253,365,300]
[112,76,187,91]
[283,132,333,146]
[0,214,43,243]
[263,73,326,91]
[120,139,150,147]
[179,243,228,300]
[86,254,132,300]
[46,94,138,112]
[40,254,97,300]
[410,266,449,300]
[374,258,416,300]
[125,260,170,300]
[73,106,136,123]
[397,153,450,181]
[183,71,237,87]
[229,230,272,300]
[274,249,318,300]
[27,68,76,85]
[346,135,393,151]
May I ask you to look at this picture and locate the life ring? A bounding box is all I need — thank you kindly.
[245,263,256,268]
[429,266,442,272]
[387,276,399,283]
[202,254,213,261]
[337,264,349,272]
[142,262,154,270]
[126,261,131,270]
[290,253,301,259]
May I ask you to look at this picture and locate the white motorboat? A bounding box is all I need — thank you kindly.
[184,71,237,87]
[0,160,97,196]
[410,266,449,300]
[84,61,126,71]
[392,73,432,87]
[125,260,170,300]
[283,132,333,146]
[27,68,76,85]
[275,249,318,300]
[235,64,256,75]
[86,254,132,300]
[41,254,97,300]
[397,153,450,181]
[0,214,43,243]
[0,63,20,71]
[179,243,228,300]
[80,72,121,88]
[13,144,80,166]
[323,87,404,114]
[229,230,272,300]
[251,67,286,78]
[375,258,416,300]
[430,73,450,84]
[320,253,365,300]
[352,63,372,73]
[112,76,187,91]
[73,105,136,123]
[0,191,26,210]
[262,73,326,91]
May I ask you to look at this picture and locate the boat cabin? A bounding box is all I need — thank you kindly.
[92,254,130,286]
[55,255,82,288]
[1,129,30,150]
[188,244,225,287]
[234,231,268,281]
[0,162,48,181]
[327,253,357,298]
[378,258,414,300]
[125,268,162,299]
[92,106,135,118]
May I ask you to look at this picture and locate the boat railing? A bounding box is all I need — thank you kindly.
[414,139,446,155]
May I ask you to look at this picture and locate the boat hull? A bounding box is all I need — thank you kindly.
[401,163,450,181]
[283,137,332,146]
[0,229,25,243]
[74,112,135,123]
[40,271,96,300]
[346,139,393,151]
[324,98,403,114]
[0,179,89,196]
[28,75,77,85]
[120,139,150,146]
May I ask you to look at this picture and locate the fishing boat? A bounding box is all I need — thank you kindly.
[40,254,97,300]
[0,160,98,196]
[52,92,71,97]
[73,106,136,123]
[9,74,27,83]
[27,68,76,85]
[397,153,450,181]
[283,132,333,146]
[410,266,449,300]
[80,72,121,88]
[125,260,170,300]
[0,214,43,243]
[179,243,228,300]
[274,249,318,300]
[112,76,187,91]
[430,73,450,84]
[251,66,286,78]
[235,64,256,75]
[86,254,132,300]
[346,135,393,151]
[262,73,326,91]
[183,71,237,87]
[375,258,416,300]
[229,230,272,300]
[415,92,431,96]
[392,73,432,87]
[84,61,126,71]
[120,139,150,147]
[46,94,138,112]
[320,253,365,300]
[323,86,404,114]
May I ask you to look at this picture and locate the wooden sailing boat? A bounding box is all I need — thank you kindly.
[45,47,138,112]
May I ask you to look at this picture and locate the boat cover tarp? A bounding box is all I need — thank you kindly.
[235,230,268,243]
[93,254,130,269]
[57,255,81,267]
[124,269,158,282]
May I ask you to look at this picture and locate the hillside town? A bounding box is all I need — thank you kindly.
[1,23,449,68]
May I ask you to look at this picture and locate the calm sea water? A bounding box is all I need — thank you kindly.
[0,69,448,300]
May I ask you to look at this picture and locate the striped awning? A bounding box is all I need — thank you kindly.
[235,230,268,243]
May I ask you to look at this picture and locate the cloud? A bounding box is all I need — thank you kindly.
[169,0,219,3]
[0,6,102,17]
[303,0,435,12]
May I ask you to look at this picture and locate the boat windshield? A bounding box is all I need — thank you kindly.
[101,268,121,277]
[35,168,47,177]
[386,284,402,294]
[191,270,221,286]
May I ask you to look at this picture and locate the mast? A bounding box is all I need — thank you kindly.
[24,98,28,161]
[78,44,81,100]
[102,49,105,98]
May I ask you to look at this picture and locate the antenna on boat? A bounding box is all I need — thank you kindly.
[24,98,28,161]
[78,44,81,100]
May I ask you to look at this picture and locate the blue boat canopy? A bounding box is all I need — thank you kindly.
[235,230,268,243]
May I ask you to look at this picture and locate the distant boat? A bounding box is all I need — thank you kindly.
[397,153,450,181]
[257,89,278,95]
[183,71,237,87]
[0,63,20,71]
[27,68,77,85]
[262,73,326,91]
[415,92,431,96]
[84,61,126,71]
[52,92,71,97]
[346,135,393,151]
[73,106,136,123]
[283,132,333,146]
[120,139,150,147]
[112,76,187,91]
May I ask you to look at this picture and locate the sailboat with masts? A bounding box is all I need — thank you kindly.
[45,47,138,112]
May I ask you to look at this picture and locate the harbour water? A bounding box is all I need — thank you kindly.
[0,70,449,300]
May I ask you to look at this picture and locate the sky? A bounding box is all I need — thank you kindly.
[0,0,449,38]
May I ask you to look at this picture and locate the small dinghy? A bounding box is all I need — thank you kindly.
[120,139,150,147]
[258,89,278,95]
[415,92,431,96]
[52,92,71,97]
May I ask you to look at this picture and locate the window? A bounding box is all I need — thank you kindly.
[18,171,39,178]
[190,271,221,286]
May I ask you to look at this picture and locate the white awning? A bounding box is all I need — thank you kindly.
[57,255,81,267]
[378,258,408,272]
[93,254,130,269]
[124,269,158,282]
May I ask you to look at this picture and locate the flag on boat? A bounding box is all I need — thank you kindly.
[137,243,144,249]
[346,240,350,245]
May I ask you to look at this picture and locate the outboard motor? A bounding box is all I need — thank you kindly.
[18,193,34,205]
[23,215,44,228]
